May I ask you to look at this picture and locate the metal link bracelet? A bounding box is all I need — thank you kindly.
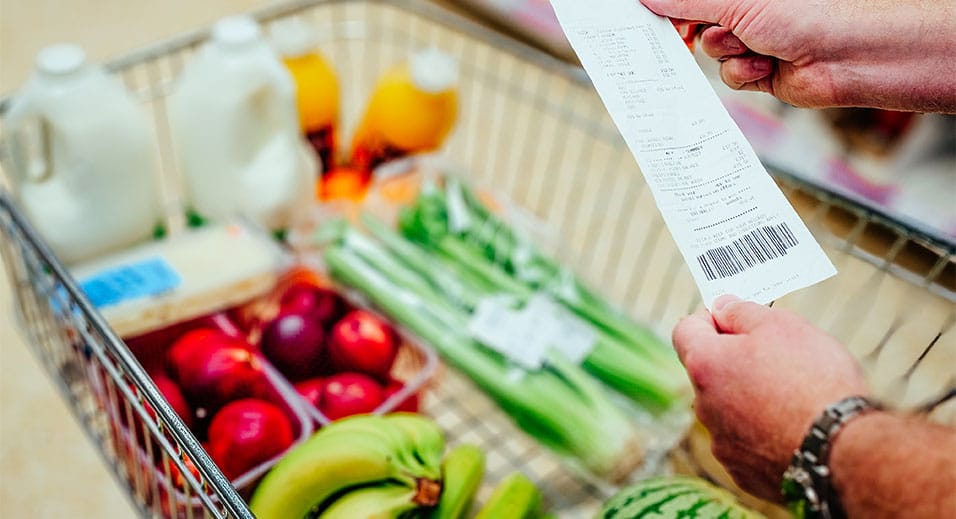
[782,395,882,519]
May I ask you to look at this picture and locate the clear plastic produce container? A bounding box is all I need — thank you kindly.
[232,264,440,427]
[100,312,314,517]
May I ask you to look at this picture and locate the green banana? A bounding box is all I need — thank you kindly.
[305,414,440,481]
[475,472,542,519]
[385,412,447,480]
[317,415,422,459]
[319,483,420,519]
[249,415,443,519]
[431,444,486,519]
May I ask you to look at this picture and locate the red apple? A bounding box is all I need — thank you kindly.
[294,377,326,409]
[280,284,346,327]
[165,452,201,490]
[327,310,398,379]
[206,399,295,481]
[382,381,420,414]
[166,328,236,380]
[261,310,326,381]
[114,373,194,455]
[320,372,385,420]
[151,373,194,430]
[172,342,271,413]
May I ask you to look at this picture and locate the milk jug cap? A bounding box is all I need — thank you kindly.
[269,18,318,58]
[410,47,458,94]
[212,15,262,47]
[36,44,87,76]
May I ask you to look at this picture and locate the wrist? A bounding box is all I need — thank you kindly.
[826,410,893,516]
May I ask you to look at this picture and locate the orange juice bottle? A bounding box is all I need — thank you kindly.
[271,18,339,173]
[351,48,459,175]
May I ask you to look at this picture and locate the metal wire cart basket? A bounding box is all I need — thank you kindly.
[1,1,953,517]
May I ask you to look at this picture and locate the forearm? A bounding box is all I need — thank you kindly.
[830,411,956,518]
[824,1,956,112]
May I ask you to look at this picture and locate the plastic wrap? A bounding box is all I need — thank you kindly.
[288,157,694,486]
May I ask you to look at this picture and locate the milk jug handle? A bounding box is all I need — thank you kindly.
[4,97,53,184]
[240,71,277,115]
[240,62,296,130]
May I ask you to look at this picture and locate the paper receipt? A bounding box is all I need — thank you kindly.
[549,0,836,307]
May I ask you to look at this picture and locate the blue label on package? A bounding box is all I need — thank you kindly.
[80,257,181,308]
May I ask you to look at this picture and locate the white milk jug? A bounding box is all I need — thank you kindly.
[168,15,314,232]
[5,44,162,265]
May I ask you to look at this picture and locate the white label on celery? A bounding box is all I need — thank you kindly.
[522,295,596,364]
[549,0,836,307]
[445,179,472,233]
[469,298,548,370]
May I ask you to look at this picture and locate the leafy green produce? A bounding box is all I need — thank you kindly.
[316,175,691,481]
[396,177,689,412]
[323,223,643,481]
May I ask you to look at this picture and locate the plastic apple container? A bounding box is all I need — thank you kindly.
[233,265,439,426]
[101,312,313,516]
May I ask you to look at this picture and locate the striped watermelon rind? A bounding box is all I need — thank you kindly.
[597,476,766,519]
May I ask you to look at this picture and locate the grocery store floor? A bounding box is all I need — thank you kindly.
[0,1,500,517]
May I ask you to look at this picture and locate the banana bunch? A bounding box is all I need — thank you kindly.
[250,413,485,519]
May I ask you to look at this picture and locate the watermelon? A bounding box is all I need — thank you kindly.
[598,476,765,519]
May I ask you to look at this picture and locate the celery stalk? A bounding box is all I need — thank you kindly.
[396,180,690,412]
[323,233,643,481]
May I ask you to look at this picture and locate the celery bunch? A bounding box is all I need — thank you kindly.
[324,223,643,482]
[397,177,689,412]
[318,176,690,481]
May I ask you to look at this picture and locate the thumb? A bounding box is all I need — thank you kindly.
[711,294,775,334]
[639,0,727,24]
[671,309,719,366]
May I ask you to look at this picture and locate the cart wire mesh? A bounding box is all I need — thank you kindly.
[1,1,954,518]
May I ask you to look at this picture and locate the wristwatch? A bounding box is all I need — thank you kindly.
[782,395,881,519]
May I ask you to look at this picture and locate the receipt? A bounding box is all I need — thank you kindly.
[549,0,836,307]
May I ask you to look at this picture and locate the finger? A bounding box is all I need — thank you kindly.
[711,295,776,334]
[719,55,774,90]
[731,80,771,94]
[700,26,747,59]
[639,0,726,24]
[672,309,719,365]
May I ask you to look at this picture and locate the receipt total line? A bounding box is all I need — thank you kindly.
[659,165,750,193]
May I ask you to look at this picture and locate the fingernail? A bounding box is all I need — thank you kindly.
[751,58,772,75]
[722,34,742,53]
[712,294,742,310]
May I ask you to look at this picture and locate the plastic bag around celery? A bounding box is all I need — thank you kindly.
[292,157,692,409]
[286,158,693,484]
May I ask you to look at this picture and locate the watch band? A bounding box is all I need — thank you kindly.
[782,395,881,519]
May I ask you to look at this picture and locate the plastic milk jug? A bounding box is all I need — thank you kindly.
[4,44,161,265]
[168,15,313,232]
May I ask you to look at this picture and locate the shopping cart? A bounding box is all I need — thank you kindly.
[1,1,953,517]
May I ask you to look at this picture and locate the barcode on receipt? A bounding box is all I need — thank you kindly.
[698,223,799,280]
